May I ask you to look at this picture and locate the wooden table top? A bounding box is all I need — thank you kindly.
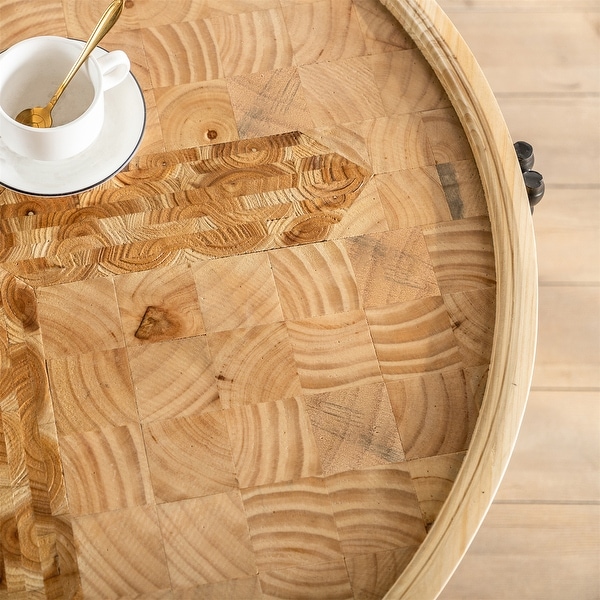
[0,1,537,599]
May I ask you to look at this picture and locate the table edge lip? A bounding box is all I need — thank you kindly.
[380,1,538,598]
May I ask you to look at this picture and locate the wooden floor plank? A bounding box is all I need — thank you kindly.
[497,96,600,187]
[495,390,600,502]
[533,188,600,284]
[438,503,600,600]
[436,11,600,94]
[438,1,600,11]
[533,285,600,389]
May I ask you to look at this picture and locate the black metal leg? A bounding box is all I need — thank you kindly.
[514,141,545,214]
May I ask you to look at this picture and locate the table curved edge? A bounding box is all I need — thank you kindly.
[379,1,538,598]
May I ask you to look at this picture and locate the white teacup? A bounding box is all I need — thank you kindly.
[0,36,130,161]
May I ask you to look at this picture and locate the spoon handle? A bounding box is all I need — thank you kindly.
[48,0,124,109]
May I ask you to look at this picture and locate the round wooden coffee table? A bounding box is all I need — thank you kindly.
[0,1,536,598]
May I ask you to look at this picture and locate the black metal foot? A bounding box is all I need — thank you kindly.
[514,141,544,213]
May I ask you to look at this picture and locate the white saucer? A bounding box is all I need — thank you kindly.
[0,46,146,197]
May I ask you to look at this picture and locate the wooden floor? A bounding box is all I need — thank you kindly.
[436,1,600,599]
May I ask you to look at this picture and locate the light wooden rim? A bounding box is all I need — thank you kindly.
[378,1,538,598]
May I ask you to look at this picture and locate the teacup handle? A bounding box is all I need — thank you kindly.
[97,50,130,91]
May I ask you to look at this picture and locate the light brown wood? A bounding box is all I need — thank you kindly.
[436,11,600,95]
[436,1,599,597]
[437,0,598,9]
[495,391,600,503]
[534,189,599,283]
[0,1,537,598]
[533,285,600,389]
[379,1,537,598]
[441,503,600,600]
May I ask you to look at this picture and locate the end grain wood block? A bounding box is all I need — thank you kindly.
[444,285,497,368]
[154,80,239,150]
[0,0,67,49]
[142,21,224,88]
[62,0,138,37]
[143,412,237,503]
[287,309,383,394]
[345,546,420,600]
[407,451,467,528]
[226,397,322,488]
[192,252,283,333]
[158,492,257,587]
[325,465,427,555]
[371,48,452,117]
[269,240,361,320]
[360,114,435,174]
[130,1,215,30]
[387,368,480,460]
[211,8,295,77]
[228,68,314,139]
[114,262,205,344]
[421,107,475,164]
[127,336,220,423]
[423,216,496,294]
[208,322,303,407]
[299,57,386,128]
[376,165,453,228]
[37,278,124,359]
[325,177,388,241]
[258,559,354,600]
[283,0,367,65]
[344,228,440,307]
[436,159,488,220]
[305,382,405,475]
[72,505,170,598]
[179,577,263,600]
[241,477,342,570]
[353,0,415,54]
[367,295,463,380]
[59,423,153,515]
[46,347,138,436]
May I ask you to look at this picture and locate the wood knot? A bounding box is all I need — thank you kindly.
[206,129,218,140]
[135,306,181,341]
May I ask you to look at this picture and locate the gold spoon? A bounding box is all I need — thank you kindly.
[15,0,124,128]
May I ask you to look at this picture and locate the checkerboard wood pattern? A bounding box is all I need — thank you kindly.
[0,1,497,597]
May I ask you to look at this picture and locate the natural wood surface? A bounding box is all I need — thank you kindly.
[377,1,536,598]
[436,2,599,599]
[0,1,537,599]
